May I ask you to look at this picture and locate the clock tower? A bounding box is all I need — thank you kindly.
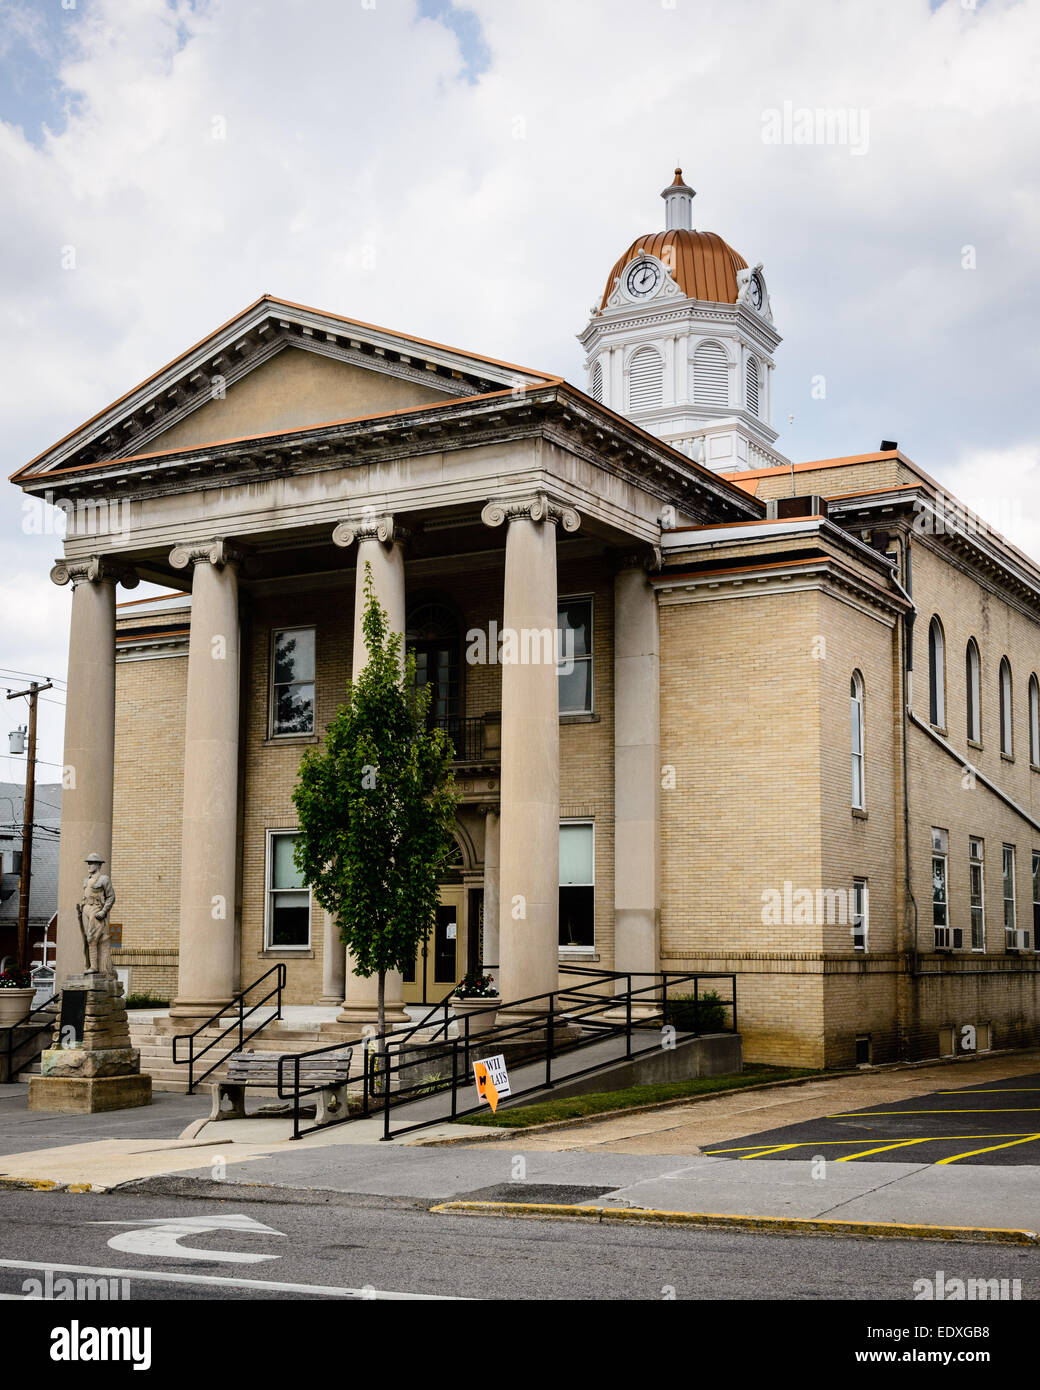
[579,170,787,473]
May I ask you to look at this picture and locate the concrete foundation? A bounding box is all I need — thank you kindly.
[28,1073,153,1113]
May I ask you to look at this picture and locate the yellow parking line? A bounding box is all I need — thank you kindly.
[706,1132,1039,1159]
[836,1138,938,1162]
[936,1134,1040,1166]
[828,1108,1040,1117]
[938,1089,1040,1094]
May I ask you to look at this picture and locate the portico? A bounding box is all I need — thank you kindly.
[17,294,758,1030]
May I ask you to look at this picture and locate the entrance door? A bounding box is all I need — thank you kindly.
[402,886,466,1005]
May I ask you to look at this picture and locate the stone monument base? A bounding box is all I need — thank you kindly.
[28,1073,152,1114]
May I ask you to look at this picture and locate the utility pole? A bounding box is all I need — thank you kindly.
[6,681,53,972]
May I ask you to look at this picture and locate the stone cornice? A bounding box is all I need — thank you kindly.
[19,385,762,530]
[50,556,139,589]
[480,492,581,532]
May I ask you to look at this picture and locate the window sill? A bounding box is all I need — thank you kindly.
[1031,764,1040,774]
[1001,752,1015,764]
[559,949,598,961]
[930,724,947,737]
[560,713,599,725]
[258,949,314,959]
[851,807,868,820]
[262,734,318,747]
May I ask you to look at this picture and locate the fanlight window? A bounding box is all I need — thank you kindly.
[627,347,664,410]
[692,341,728,407]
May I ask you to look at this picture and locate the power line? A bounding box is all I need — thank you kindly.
[0,669,65,688]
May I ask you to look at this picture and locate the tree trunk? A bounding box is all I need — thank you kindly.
[377,969,386,1048]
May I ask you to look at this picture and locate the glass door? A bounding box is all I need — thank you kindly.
[402,886,467,1004]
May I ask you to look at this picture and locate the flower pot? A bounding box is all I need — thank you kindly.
[452,995,501,1037]
[0,988,35,1027]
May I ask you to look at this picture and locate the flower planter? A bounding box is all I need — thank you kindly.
[0,988,36,1027]
[452,996,501,1037]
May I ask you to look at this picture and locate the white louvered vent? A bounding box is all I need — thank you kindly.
[746,356,760,416]
[692,342,728,407]
[627,347,664,411]
[590,361,604,402]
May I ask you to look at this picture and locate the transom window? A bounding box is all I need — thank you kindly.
[559,821,594,950]
[558,597,593,715]
[271,628,315,736]
[266,831,311,949]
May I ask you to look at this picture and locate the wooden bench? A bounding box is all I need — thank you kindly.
[209,1048,353,1126]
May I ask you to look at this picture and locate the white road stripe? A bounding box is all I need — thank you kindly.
[0,1258,465,1301]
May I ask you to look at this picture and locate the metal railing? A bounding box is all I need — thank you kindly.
[1,995,59,1081]
[433,715,496,763]
[172,964,286,1093]
[280,968,737,1142]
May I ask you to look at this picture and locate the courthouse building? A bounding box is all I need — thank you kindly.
[13,172,1040,1067]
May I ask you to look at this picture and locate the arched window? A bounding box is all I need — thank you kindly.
[590,361,603,403]
[627,346,664,410]
[850,670,865,810]
[1000,657,1014,756]
[1030,674,1040,766]
[745,356,760,417]
[965,639,981,743]
[928,617,946,728]
[692,341,729,407]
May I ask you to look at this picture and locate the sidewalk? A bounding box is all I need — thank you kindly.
[3,1054,1040,1240]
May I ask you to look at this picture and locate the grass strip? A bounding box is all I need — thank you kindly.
[453,1066,819,1128]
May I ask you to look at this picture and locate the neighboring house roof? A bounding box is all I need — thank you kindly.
[0,782,61,923]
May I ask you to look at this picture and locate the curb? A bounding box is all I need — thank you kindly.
[428,1199,1040,1245]
[0,1176,96,1193]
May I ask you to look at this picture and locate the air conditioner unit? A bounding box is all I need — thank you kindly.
[1006,929,1029,951]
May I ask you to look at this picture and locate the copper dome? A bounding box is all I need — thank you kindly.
[600,228,748,309]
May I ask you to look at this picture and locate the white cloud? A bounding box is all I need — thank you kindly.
[2,0,1039,765]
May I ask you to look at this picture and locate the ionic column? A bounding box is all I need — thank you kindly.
[50,557,138,987]
[613,559,661,988]
[482,493,580,1008]
[168,540,242,1022]
[481,806,500,977]
[331,514,409,1027]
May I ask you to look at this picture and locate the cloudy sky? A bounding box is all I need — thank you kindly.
[1,0,1038,772]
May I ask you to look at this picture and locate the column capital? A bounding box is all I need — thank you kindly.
[168,538,243,571]
[50,556,139,590]
[481,492,580,533]
[332,514,408,549]
[610,544,663,575]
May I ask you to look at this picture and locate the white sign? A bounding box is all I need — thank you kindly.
[473,1053,511,1111]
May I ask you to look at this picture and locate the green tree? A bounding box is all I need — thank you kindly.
[292,568,459,1042]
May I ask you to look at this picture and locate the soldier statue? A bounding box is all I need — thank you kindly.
[76,852,116,977]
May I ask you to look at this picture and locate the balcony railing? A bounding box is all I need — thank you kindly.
[433,714,500,763]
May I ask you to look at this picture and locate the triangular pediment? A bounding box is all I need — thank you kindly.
[14,295,555,482]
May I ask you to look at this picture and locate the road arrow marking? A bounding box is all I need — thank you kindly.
[90,1213,286,1264]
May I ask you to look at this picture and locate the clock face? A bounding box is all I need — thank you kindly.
[625,259,662,299]
[749,272,764,310]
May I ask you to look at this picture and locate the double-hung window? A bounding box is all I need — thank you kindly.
[850,671,865,810]
[559,822,594,950]
[969,837,985,951]
[852,879,868,952]
[266,831,311,949]
[1003,845,1019,949]
[932,828,951,949]
[558,597,593,715]
[271,628,315,736]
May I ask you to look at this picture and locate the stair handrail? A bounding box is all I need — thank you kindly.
[1,993,60,1079]
[172,963,286,1093]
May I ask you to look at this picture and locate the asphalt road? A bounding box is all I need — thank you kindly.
[703,1071,1040,1165]
[0,1188,1037,1301]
